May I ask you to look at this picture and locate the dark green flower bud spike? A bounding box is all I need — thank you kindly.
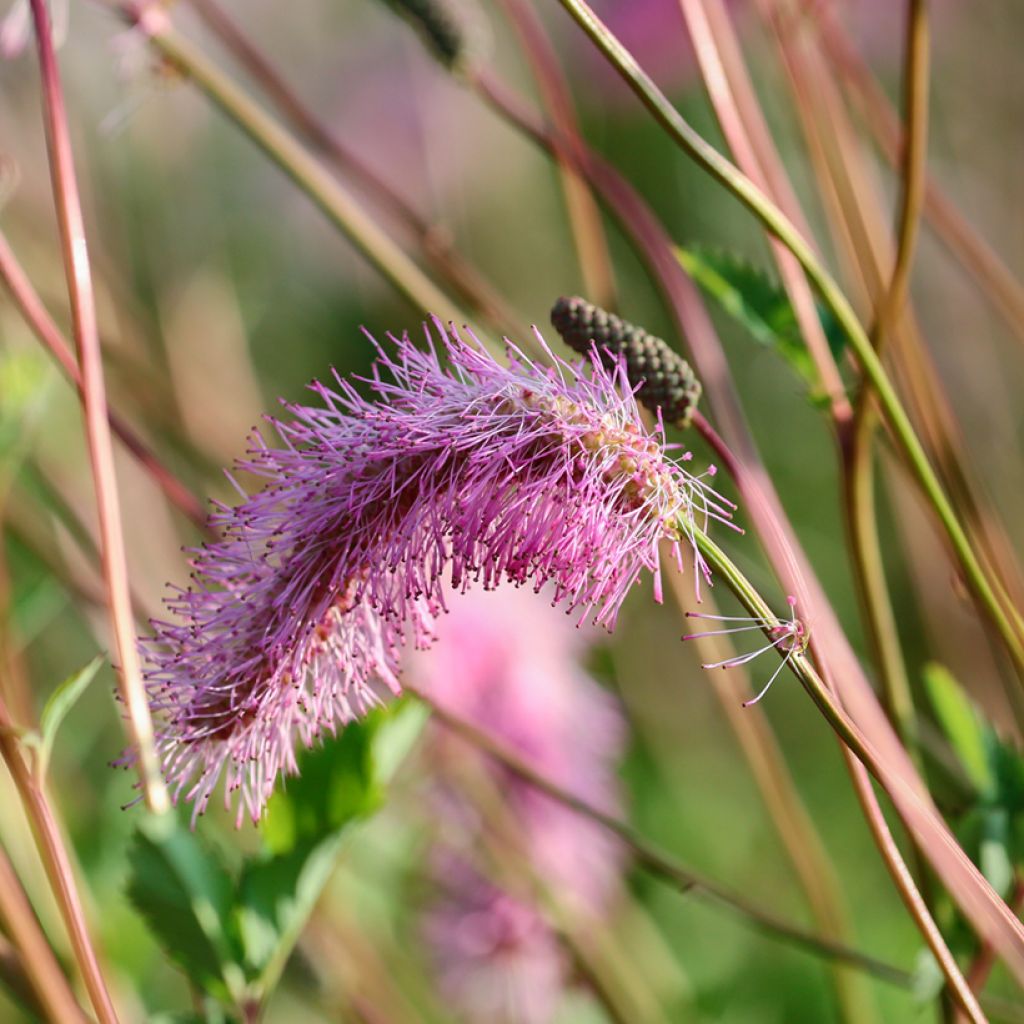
[378,0,464,69]
[550,297,702,428]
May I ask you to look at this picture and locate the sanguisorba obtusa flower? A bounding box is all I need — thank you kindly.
[140,318,732,824]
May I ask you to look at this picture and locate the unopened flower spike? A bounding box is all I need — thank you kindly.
[136,318,734,824]
[683,595,809,707]
[550,296,703,428]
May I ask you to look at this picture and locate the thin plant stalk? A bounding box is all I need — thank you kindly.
[116,1,467,325]
[404,683,912,988]
[0,688,119,1024]
[961,878,1024,1021]
[663,564,873,1024]
[0,843,88,1023]
[690,528,985,1023]
[463,65,1024,973]
[28,0,167,813]
[808,2,1024,346]
[183,0,523,335]
[759,0,1024,729]
[0,231,210,534]
[496,0,618,310]
[676,0,849,423]
[843,0,929,755]
[550,0,1024,681]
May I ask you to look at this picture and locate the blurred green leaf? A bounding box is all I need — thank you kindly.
[910,948,943,1004]
[674,244,846,399]
[239,701,425,993]
[127,815,248,1004]
[923,662,994,796]
[980,808,1014,894]
[37,655,104,779]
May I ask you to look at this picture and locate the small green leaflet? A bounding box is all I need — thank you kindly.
[674,244,846,400]
[29,655,105,780]
[126,700,428,1018]
[922,662,993,797]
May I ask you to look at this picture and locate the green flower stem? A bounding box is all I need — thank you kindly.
[845,0,930,757]
[691,526,985,1023]
[117,2,467,324]
[553,0,1024,683]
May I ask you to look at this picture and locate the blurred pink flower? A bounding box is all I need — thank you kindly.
[415,586,625,1022]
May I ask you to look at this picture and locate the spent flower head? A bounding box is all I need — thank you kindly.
[140,319,730,823]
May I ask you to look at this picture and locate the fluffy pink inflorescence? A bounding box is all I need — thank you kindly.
[142,320,723,824]
[415,586,625,1023]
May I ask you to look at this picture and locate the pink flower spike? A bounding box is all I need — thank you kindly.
[134,320,733,823]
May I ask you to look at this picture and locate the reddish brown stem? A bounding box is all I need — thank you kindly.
[0,691,118,1023]
[28,0,167,813]
[0,843,88,1023]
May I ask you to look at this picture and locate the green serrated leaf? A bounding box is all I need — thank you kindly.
[674,244,847,394]
[260,717,381,856]
[238,705,424,995]
[37,655,104,779]
[923,662,994,796]
[126,815,248,1003]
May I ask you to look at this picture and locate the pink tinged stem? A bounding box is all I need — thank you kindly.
[0,691,119,1024]
[27,0,168,813]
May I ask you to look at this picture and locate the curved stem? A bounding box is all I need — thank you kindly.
[0,691,119,1024]
[692,527,984,1021]
[810,2,1024,348]
[676,0,849,424]
[844,0,930,758]
[0,843,88,1023]
[28,0,167,813]
[551,0,1024,683]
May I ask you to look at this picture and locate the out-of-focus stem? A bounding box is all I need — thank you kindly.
[809,2,1024,347]
[0,231,210,534]
[692,528,986,1024]
[961,877,1024,1020]
[497,0,617,310]
[551,0,1024,684]
[677,0,849,423]
[183,0,521,335]
[844,0,930,759]
[0,689,119,1024]
[0,844,87,1023]
[28,0,167,814]
[117,1,466,324]
[406,683,911,986]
